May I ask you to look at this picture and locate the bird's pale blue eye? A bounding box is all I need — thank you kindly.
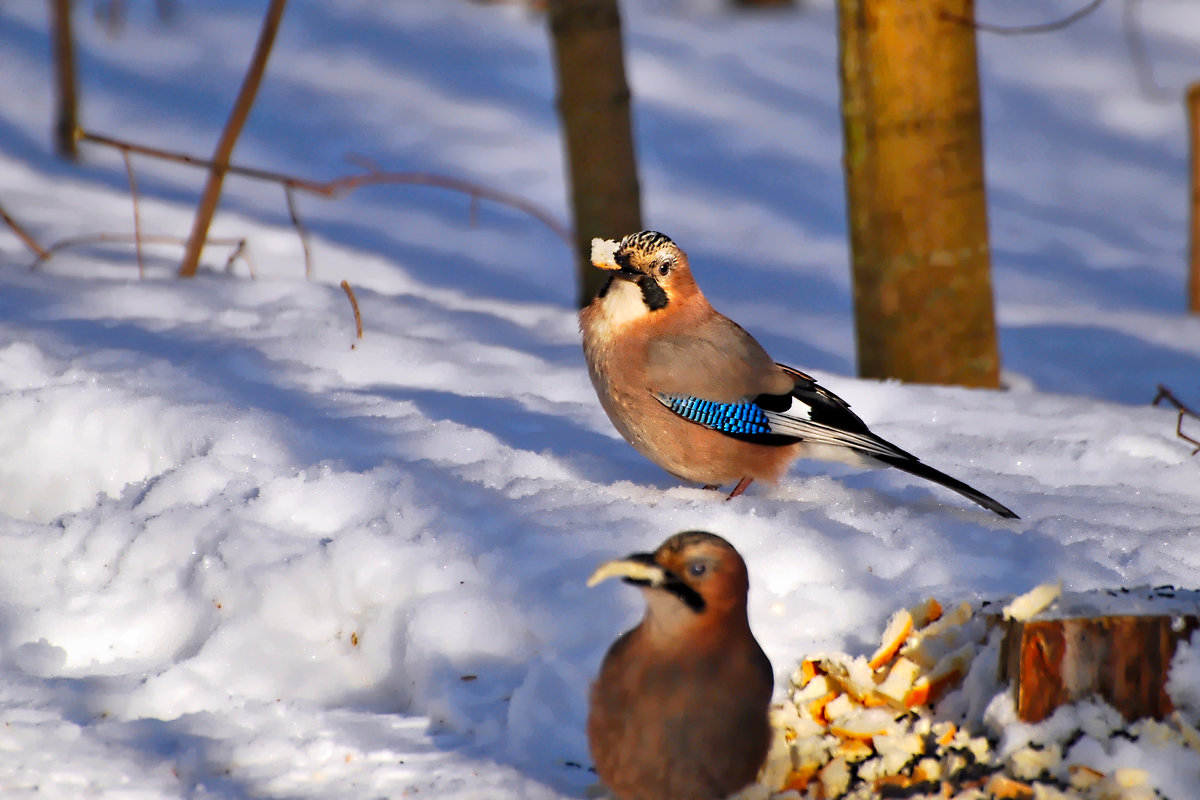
[687,562,707,578]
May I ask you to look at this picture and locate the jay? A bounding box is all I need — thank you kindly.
[580,230,1017,518]
[587,530,773,800]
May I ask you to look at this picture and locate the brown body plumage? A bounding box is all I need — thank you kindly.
[581,261,802,487]
[587,531,773,800]
[579,231,1018,517]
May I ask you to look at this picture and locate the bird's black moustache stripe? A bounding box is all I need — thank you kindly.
[594,270,666,311]
[618,553,707,613]
[638,276,668,311]
[663,579,706,613]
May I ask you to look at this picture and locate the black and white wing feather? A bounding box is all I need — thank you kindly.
[655,363,1018,518]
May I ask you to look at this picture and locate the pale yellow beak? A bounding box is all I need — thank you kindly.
[587,557,666,588]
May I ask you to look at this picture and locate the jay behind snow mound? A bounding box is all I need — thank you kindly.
[579,230,1018,519]
[587,531,773,800]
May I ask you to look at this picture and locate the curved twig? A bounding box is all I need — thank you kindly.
[941,0,1106,36]
[340,279,364,345]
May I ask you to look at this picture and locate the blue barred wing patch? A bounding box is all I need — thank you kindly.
[656,393,772,435]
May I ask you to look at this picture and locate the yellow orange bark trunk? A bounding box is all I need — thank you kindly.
[838,0,1001,387]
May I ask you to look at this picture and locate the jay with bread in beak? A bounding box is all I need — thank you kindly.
[587,531,773,800]
[579,230,1017,518]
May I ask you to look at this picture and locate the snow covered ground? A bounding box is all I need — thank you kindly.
[0,0,1198,797]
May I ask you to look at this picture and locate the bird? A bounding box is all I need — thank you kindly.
[579,230,1018,519]
[586,530,774,800]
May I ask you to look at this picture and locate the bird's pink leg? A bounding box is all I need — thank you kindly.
[726,477,753,500]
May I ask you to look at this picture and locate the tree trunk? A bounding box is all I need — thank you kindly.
[49,0,79,160]
[547,0,643,309]
[999,613,1200,723]
[837,0,1001,387]
[1187,81,1200,314]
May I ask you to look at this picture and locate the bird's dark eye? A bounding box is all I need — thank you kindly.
[657,261,671,276]
[687,562,707,578]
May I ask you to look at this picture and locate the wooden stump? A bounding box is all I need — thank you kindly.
[998,588,1200,723]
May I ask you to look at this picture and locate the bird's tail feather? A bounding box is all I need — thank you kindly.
[870,453,1019,519]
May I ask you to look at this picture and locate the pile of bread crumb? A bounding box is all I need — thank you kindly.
[740,585,1198,800]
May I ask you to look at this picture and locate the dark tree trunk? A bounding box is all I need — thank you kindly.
[1188,81,1200,313]
[49,0,79,160]
[547,0,643,308]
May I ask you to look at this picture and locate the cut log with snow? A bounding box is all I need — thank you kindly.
[997,585,1200,723]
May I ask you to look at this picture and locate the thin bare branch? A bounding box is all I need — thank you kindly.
[947,0,1177,103]
[79,128,572,246]
[284,186,313,278]
[81,130,218,171]
[319,170,570,243]
[179,0,288,278]
[941,0,1105,36]
[121,149,145,278]
[1153,384,1200,455]
[31,231,249,272]
[0,202,50,260]
[340,279,364,345]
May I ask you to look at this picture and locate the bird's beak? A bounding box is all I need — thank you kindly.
[589,237,641,280]
[589,551,707,612]
[587,552,666,588]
